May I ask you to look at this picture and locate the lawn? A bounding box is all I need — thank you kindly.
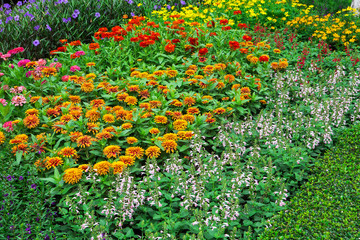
[0,0,360,239]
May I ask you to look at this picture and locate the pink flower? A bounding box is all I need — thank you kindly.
[7,47,24,55]
[1,53,12,61]
[18,59,31,67]
[61,75,70,82]
[26,71,33,78]
[11,95,27,106]
[9,64,14,69]
[70,65,81,72]
[36,59,47,66]
[0,98,7,107]
[2,85,9,90]
[74,51,85,57]
[49,62,62,70]
[3,121,14,132]
[0,73,4,77]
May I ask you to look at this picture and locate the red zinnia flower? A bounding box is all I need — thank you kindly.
[219,19,229,25]
[165,43,175,53]
[229,41,240,50]
[259,55,270,62]
[198,48,208,56]
[243,35,252,41]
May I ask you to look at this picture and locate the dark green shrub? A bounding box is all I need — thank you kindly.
[259,123,360,239]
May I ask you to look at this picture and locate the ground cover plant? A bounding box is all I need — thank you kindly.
[1,0,360,239]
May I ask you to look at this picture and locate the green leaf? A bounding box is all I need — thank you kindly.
[39,177,57,185]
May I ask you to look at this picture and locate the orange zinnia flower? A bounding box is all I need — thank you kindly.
[103,145,122,158]
[125,147,144,159]
[145,146,161,159]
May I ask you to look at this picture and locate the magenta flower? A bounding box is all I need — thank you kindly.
[7,47,24,55]
[0,73,4,77]
[3,121,13,132]
[11,95,27,106]
[61,75,69,82]
[0,98,7,107]
[49,62,62,70]
[74,51,85,57]
[70,65,81,72]
[9,64,14,69]
[18,59,31,67]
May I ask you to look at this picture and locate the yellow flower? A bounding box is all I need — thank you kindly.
[63,168,83,184]
[111,161,127,174]
[162,140,177,153]
[0,132,5,144]
[126,137,138,144]
[119,155,135,166]
[154,115,168,124]
[125,146,145,159]
[149,128,160,134]
[103,114,115,123]
[58,147,77,158]
[93,161,111,175]
[173,119,188,130]
[145,146,161,159]
[103,145,122,158]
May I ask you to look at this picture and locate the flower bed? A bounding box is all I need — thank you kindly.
[1,0,360,239]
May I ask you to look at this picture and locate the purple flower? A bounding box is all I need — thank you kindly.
[72,13,78,19]
[6,175,12,181]
[46,24,51,31]
[62,17,71,23]
[33,40,40,46]
[95,12,100,18]
[73,9,80,15]
[17,1,23,6]
[19,176,24,181]
[34,25,40,31]
[14,15,19,21]
[181,0,186,5]
[128,0,133,4]
[31,184,37,189]
[154,5,158,10]
[5,9,12,15]
[0,20,2,25]
[131,12,135,17]
[5,16,13,24]
[3,4,11,9]
[167,5,171,10]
